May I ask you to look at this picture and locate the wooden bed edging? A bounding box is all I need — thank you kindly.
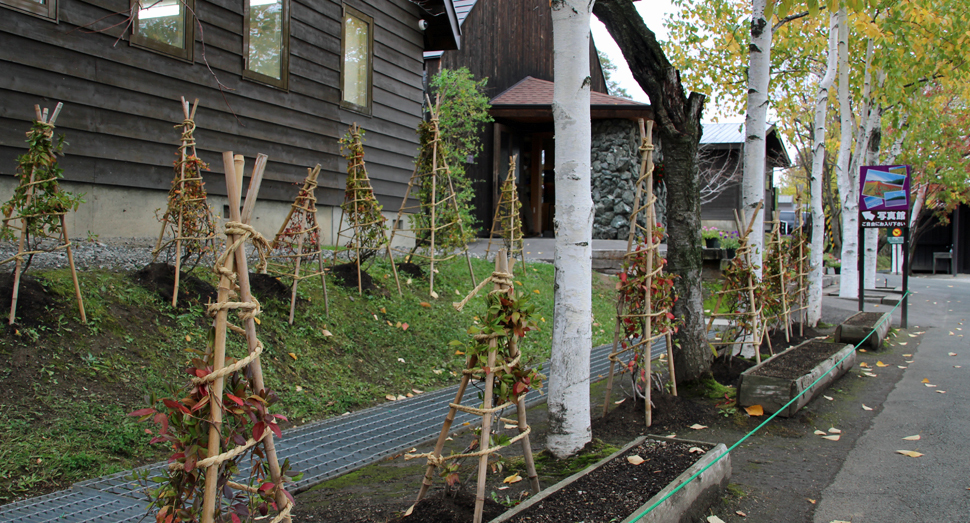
[738,340,856,418]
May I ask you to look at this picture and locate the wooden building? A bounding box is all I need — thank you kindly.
[911,203,968,274]
[425,0,650,236]
[698,122,791,230]
[0,0,459,239]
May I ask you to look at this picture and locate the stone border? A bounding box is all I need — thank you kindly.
[490,436,730,523]
[738,340,855,417]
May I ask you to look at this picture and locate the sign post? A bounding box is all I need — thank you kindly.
[859,165,911,326]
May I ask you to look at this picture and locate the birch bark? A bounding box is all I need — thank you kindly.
[807,12,839,326]
[742,0,773,276]
[836,7,859,298]
[547,0,593,458]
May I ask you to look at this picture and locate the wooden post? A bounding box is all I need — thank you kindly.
[289,232,304,325]
[222,152,290,522]
[416,372,475,502]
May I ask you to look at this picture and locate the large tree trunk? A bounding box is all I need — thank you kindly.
[742,0,772,273]
[808,12,839,326]
[592,0,709,383]
[547,0,593,459]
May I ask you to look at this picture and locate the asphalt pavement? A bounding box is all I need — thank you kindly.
[814,273,970,522]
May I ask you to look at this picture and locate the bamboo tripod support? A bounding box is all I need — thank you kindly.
[386,95,476,298]
[408,250,539,523]
[269,164,329,322]
[705,202,766,363]
[792,191,810,336]
[484,155,526,271]
[198,152,291,523]
[766,212,792,343]
[601,120,677,428]
[3,103,85,325]
[334,123,392,296]
[152,96,217,307]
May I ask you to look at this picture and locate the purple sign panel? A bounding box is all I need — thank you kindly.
[859,165,910,228]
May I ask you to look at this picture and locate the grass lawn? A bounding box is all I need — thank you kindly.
[0,255,617,504]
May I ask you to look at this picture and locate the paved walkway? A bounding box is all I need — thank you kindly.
[814,274,970,522]
[0,339,668,523]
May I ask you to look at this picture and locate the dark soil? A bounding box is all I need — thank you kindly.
[748,340,846,380]
[248,272,291,302]
[844,311,887,326]
[711,355,756,388]
[331,262,378,292]
[760,322,824,354]
[504,439,709,523]
[396,262,424,279]
[593,392,720,440]
[133,263,217,306]
[384,490,504,523]
[0,272,56,326]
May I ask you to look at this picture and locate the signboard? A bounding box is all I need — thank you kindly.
[859,165,911,228]
[888,227,904,244]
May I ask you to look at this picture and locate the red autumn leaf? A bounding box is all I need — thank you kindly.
[226,393,244,406]
[253,421,266,441]
[269,422,283,439]
[129,408,155,417]
[163,399,190,414]
[259,482,276,492]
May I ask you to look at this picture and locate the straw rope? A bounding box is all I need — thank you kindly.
[452,270,513,312]
[405,425,532,467]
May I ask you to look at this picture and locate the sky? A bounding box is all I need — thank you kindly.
[589,1,676,105]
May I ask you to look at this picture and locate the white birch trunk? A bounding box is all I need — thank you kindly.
[742,0,773,277]
[547,0,593,458]
[807,12,839,326]
[836,7,859,298]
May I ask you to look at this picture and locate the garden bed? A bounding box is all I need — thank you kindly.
[835,311,892,350]
[492,436,730,523]
[738,339,854,417]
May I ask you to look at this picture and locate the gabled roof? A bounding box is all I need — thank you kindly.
[491,76,642,106]
[416,0,462,52]
[423,0,475,58]
[489,76,651,123]
[700,122,792,168]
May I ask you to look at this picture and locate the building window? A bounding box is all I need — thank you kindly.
[244,0,289,89]
[130,0,194,61]
[1,0,57,21]
[341,5,373,113]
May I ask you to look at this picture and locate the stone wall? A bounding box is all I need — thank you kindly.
[591,119,664,240]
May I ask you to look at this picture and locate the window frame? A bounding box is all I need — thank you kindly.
[340,4,374,115]
[129,0,195,62]
[1,0,57,22]
[242,0,290,91]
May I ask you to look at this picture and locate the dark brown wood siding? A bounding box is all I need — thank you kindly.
[426,0,607,233]
[0,0,426,207]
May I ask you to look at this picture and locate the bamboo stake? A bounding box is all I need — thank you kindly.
[415,372,475,503]
[171,98,191,308]
[642,120,654,429]
[58,208,86,323]
[289,232,304,325]
[665,331,677,396]
[473,254,504,523]
[222,152,290,522]
[429,129,438,298]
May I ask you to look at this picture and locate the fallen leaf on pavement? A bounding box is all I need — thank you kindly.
[925,383,937,388]
[829,428,841,433]
[955,365,963,368]
[902,435,920,441]
[814,430,827,436]
[862,404,873,411]
[898,342,908,346]
[807,498,816,504]
[690,424,708,430]
[823,395,834,401]
[822,435,840,441]
[859,362,870,367]
[896,450,923,458]
[876,361,888,367]
[707,517,726,523]
[736,511,747,517]
[503,473,522,484]
[937,390,946,394]
[898,365,908,369]
[922,378,930,383]
[863,372,878,377]
[627,455,645,465]
[949,352,957,356]
[902,353,912,357]
[745,405,764,416]
[689,447,705,454]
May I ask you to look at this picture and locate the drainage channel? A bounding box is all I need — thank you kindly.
[0,340,665,523]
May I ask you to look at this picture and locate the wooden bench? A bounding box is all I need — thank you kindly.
[933,251,953,275]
